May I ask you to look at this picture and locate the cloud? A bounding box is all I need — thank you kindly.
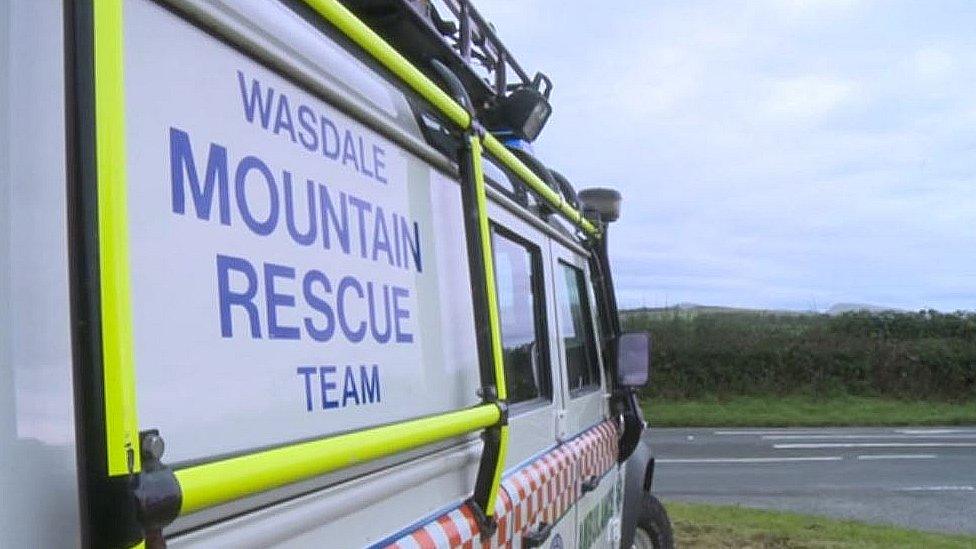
[764,75,858,120]
[472,0,976,311]
[910,46,954,81]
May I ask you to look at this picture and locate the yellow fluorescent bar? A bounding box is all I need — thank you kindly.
[302,0,471,129]
[94,0,141,476]
[469,136,509,517]
[482,135,599,236]
[175,404,501,515]
[300,0,599,238]
[469,136,507,400]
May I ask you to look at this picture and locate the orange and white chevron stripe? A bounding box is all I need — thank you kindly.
[384,420,619,549]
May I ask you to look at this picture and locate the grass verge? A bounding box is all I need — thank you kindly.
[667,501,976,548]
[642,394,976,427]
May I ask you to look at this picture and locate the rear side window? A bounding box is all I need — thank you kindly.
[492,229,550,404]
[557,262,601,395]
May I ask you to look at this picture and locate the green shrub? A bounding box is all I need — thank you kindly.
[623,309,976,401]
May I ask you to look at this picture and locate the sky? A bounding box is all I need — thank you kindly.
[473,0,976,312]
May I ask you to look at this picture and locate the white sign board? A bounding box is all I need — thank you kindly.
[124,0,479,464]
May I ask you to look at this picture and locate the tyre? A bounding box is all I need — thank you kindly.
[632,493,674,549]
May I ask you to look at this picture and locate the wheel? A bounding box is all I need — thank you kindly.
[632,493,674,549]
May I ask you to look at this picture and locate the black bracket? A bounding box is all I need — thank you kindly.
[467,498,498,540]
[131,429,182,548]
[495,399,509,426]
[522,521,554,547]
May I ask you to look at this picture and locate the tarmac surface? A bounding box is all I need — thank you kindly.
[646,426,976,535]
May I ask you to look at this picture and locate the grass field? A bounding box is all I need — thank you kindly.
[643,395,976,427]
[667,501,976,548]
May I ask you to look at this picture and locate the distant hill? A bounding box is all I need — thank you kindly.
[826,303,903,316]
[622,304,814,318]
[623,302,906,317]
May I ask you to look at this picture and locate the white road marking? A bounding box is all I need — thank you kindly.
[775,442,976,449]
[657,456,843,464]
[896,429,976,435]
[894,486,975,492]
[713,430,843,436]
[764,434,976,440]
[856,454,937,460]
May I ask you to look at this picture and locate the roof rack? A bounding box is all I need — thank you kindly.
[340,0,549,112]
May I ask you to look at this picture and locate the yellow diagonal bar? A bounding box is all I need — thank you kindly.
[300,0,599,237]
[469,135,509,516]
[303,0,471,129]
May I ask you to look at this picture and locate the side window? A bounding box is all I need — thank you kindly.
[557,262,601,395]
[492,228,550,404]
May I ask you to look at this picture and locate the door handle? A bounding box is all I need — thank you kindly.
[522,521,554,548]
[581,474,599,494]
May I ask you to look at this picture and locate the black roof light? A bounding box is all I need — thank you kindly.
[481,73,553,142]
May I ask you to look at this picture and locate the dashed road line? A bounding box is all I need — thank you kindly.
[713,430,843,436]
[894,486,975,492]
[764,434,976,440]
[774,442,976,449]
[896,429,976,435]
[856,454,937,460]
[657,456,843,464]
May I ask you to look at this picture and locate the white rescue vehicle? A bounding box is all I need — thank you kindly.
[0,0,673,547]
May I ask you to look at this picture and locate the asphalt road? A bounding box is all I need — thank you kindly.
[646,426,976,535]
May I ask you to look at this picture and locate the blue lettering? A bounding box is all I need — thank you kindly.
[217,254,261,338]
[341,129,359,171]
[342,366,360,406]
[319,183,350,254]
[348,196,372,259]
[361,365,381,403]
[297,105,319,152]
[319,366,339,409]
[372,206,394,265]
[367,283,391,343]
[170,127,230,225]
[337,276,367,343]
[264,262,299,340]
[401,218,423,273]
[392,213,402,267]
[237,71,274,129]
[373,145,387,184]
[302,269,335,342]
[358,136,373,177]
[273,93,297,143]
[234,155,280,236]
[321,116,340,159]
[283,175,316,246]
[392,286,413,343]
[297,366,316,411]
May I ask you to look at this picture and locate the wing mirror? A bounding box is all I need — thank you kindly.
[616,332,651,387]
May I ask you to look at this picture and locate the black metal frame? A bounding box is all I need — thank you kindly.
[340,0,548,111]
[489,222,554,405]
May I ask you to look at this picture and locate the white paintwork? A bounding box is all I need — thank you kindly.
[0,0,624,545]
[125,0,479,464]
[171,440,484,548]
[0,1,82,546]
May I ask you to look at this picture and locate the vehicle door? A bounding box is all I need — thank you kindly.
[549,239,622,548]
